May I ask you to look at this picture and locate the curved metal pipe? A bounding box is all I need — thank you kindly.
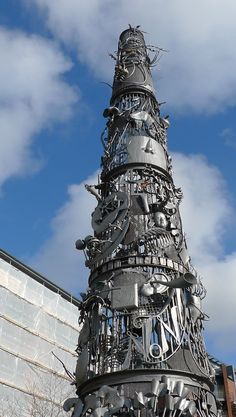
[154,273,197,289]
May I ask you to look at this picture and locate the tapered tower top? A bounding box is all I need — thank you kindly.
[111,26,156,102]
[102,26,171,182]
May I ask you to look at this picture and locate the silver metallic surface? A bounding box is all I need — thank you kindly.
[67,26,218,417]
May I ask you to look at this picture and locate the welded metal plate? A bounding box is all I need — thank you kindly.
[111,283,139,310]
[126,136,167,170]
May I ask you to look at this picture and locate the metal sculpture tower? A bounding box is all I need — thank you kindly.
[65,27,218,417]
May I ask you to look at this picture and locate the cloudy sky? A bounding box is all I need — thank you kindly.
[0,0,236,366]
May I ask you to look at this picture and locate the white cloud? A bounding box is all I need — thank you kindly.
[31,154,236,360]
[30,172,98,295]
[201,254,236,357]
[220,127,236,148]
[0,27,77,186]
[31,0,236,113]
[172,153,231,265]
[172,153,236,359]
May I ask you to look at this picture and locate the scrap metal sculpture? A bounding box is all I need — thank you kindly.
[65,27,218,417]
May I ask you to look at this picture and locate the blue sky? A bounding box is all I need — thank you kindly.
[0,0,236,366]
